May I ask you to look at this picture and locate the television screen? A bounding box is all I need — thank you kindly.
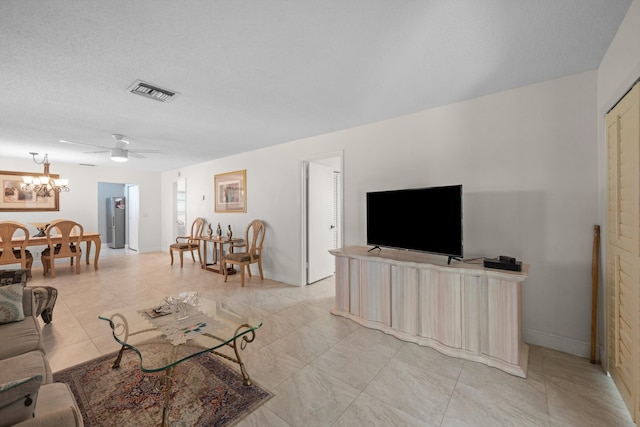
[366,185,463,258]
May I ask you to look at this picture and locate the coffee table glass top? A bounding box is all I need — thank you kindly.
[98,294,262,373]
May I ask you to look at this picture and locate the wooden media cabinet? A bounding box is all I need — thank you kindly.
[330,246,530,377]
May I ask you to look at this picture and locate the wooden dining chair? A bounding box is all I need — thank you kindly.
[0,220,33,277]
[169,217,205,267]
[41,219,83,277]
[223,219,266,287]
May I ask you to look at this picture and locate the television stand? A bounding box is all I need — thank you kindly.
[367,245,381,252]
[447,256,462,264]
[330,246,530,378]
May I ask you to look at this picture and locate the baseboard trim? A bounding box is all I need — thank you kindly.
[523,328,599,360]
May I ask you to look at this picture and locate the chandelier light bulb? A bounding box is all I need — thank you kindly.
[21,152,71,196]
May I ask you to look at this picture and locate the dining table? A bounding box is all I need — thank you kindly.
[11,231,102,270]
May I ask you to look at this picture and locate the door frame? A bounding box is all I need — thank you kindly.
[300,150,344,286]
[126,184,139,251]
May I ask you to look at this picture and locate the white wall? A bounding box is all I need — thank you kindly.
[0,157,162,253]
[596,0,640,367]
[161,144,316,283]
[162,70,599,356]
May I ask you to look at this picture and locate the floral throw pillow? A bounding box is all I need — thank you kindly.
[0,283,25,324]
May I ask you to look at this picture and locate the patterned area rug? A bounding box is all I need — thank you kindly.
[53,350,272,426]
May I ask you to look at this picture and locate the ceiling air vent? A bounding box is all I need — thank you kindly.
[128,80,179,103]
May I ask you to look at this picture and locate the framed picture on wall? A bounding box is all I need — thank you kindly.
[0,170,59,211]
[214,170,246,213]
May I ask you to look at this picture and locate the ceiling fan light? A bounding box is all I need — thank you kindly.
[110,148,128,162]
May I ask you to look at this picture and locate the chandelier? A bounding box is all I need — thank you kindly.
[21,152,70,197]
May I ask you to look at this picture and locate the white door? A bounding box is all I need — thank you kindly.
[128,184,139,251]
[308,161,336,283]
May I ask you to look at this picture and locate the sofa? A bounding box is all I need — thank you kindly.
[0,269,83,427]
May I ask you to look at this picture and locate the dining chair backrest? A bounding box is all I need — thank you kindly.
[46,219,84,257]
[245,219,266,257]
[0,220,30,268]
[190,217,205,240]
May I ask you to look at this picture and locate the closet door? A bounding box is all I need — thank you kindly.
[606,82,640,421]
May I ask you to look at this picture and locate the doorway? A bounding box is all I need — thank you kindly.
[97,181,139,253]
[301,152,343,286]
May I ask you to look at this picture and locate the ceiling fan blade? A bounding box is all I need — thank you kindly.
[59,139,112,150]
[129,149,168,154]
[83,150,110,154]
[128,152,146,159]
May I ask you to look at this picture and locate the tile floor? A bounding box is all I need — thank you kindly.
[26,248,635,426]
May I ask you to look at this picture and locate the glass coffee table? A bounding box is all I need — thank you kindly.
[99,294,262,427]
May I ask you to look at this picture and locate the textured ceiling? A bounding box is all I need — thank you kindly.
[0,0,632,172]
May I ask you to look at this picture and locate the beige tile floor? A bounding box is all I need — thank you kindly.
[27,248,635,426]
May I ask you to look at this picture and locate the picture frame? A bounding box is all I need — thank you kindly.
[214,170,246,213]
[0,170,60,212]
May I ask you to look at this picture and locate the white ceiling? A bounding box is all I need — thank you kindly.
[0,0,632,172]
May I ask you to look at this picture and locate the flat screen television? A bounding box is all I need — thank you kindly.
[366,185,463,261]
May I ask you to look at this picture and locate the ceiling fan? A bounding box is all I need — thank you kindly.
[60,134,167,162]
